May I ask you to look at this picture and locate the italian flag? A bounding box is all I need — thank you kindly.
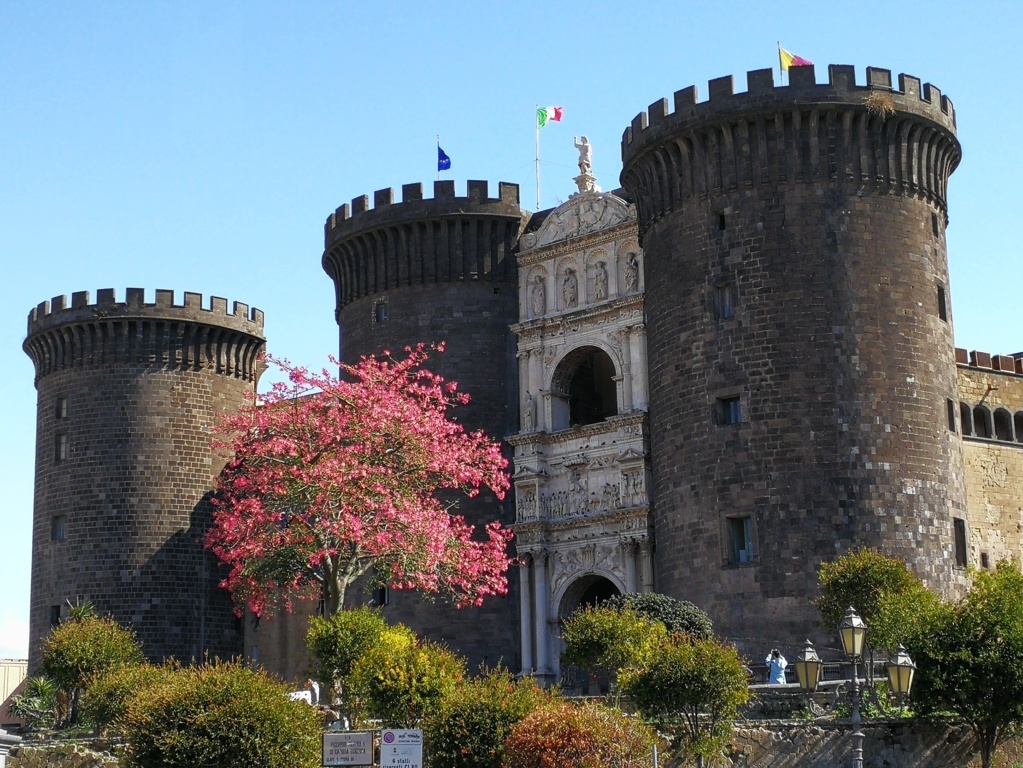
[537,106,564,128]
[779,47,813,71]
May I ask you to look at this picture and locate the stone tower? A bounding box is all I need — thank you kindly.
[23,288,265,665]
[321,180,527,670]
[620,65,964,648]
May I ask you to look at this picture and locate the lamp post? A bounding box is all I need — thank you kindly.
[886,643,916,712]
[794,640,823,715]
[838,606,867,768]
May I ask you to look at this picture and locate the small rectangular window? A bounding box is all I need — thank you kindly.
[718,396,742,425]
[374,586,390,607]
[953,518,968,568]
[56,397,68,419]
[981,552,990,569]
[716,212,727,231]
[714,283,736,320]
[946,399,957,433]
[51,515,67,541]
[374,301,388,324]
[727,516,754,565]
[49,605,61,628]
[937,284,947,322]
[54,433,68,462]
[932,213,940,238]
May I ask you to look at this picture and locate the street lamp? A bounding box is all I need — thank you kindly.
[886,643,916,711]
[794,640,823,716]
[838,607,867,768]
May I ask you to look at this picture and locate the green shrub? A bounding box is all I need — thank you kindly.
[83,663,178,732]
[119,659,321,768]
[501,700,656,768]
[603,592,713,639]
[424,668,554,768]
[41,611,144,726]
[5,676,60,731]
[621,635,750,767]
[351,625,464,728]
[306,606,386,712]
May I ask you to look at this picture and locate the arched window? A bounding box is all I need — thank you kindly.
[973,405,993,439]
[994,408,1014,441]
[550,347,618,430]
[960,402,973,436]
[1016,412,1023,444]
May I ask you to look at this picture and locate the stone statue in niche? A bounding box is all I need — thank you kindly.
[594,261,608,300]
[562,268,579,308]
[522,391,535,432]
[531,274,546,316]
[623,252,640,293]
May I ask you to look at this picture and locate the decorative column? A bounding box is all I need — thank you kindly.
[630,323,648,410]
[620,329,634,412]
[518,556,534,674]
[533,551,552,680]
[623,539,638,592]
[639,542,654,593]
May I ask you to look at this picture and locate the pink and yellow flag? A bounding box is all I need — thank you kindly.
[779,46,813,71]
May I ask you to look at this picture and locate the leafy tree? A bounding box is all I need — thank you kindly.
[350,625,465,728]
[501,700,656,768]
[907,561,1023,768]
[306,606,387,713]
[621,635,751,768]
[5,676,60,731]
[560,606,666,703]
[424,667,554,768]
[206,345,512,617]
[40,607,144,726]
[816,547,921,634]
[603,592,713,639]
[119,660,321,768]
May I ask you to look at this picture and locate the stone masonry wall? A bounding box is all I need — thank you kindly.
[958,354,1023,567]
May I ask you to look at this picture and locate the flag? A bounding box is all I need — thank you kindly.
[438,145,451,171]
[537,106,564,129]
[779,46,813,71]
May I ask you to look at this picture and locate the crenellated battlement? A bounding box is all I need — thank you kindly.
[956,348,1023,376]
[322,180,526,309]
[620,65,961,231]
[623,65,955,153]
[324,180,522,245]
[24,288,265,382]
[27,288,264,336]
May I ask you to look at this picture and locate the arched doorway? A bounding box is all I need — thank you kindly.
[550,347,618,431]
[557,574,622,694]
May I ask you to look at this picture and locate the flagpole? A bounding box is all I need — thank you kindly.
[777,42,783,84]
[437,135,441,182]
[535,105,541,210]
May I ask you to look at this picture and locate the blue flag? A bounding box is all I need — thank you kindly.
[438,145,451,171]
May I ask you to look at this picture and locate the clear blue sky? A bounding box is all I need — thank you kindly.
[2,1,1021,659]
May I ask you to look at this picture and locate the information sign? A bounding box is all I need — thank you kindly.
[323,731,373,766]
[379,729,423,768]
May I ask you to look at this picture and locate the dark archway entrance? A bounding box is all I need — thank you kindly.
[557,574,622,695]
[550,347,618,431]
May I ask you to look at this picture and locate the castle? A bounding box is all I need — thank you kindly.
[23,65,1023,683]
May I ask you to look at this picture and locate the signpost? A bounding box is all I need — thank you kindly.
[379,729,423,768]
[323,732,373,766]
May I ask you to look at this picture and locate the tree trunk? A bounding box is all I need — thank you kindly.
[981,730,994,768]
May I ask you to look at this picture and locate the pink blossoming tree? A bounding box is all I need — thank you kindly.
[205,344,512,618]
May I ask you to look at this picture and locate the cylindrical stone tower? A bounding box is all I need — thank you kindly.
[322,180,526,671]
[620,65,964,648]
[23,288,265,665]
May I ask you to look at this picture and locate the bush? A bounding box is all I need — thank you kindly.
[83,663,178,732]
[351,625,464,728]
[424,668,554,768]
[306,607,386,711]
[603,592,713,639]
[621,635,750,767]
[501,700,656,768]
[41,611,144,726]
[119,660,321,768]
[5,676,60,731]
[560,606,665,702]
